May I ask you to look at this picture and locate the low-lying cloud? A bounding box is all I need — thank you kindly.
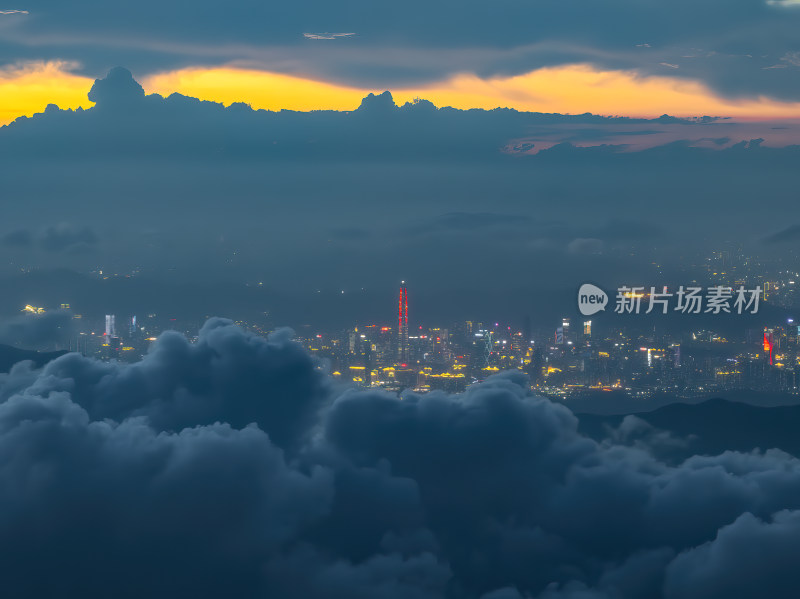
[1,223,98,253]
[1,318,800,597]
[0,308,74,348]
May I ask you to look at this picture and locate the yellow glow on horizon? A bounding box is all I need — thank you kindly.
[143,68,370,112]
[142,64,800,120]
[0,62,94,126]
[3,61,800,126]
[396,65,800,119]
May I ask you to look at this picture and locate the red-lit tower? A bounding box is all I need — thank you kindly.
[397,282,409,364]
[764,328,774,366]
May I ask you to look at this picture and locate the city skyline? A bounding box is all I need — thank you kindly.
[6,266,800,418]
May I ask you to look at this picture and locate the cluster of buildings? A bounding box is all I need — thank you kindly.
[289,286,800,399]
[15,259,800,401]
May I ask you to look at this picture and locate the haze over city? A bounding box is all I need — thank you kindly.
[3,2,800,598]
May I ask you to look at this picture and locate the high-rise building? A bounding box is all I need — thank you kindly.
[397,283,409,364]
[103,314,121,360]
[523,315,532,344]
[472,329,492,370]
[764,328,774,365]
[105,314,116,338]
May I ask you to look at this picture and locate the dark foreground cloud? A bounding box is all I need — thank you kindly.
[2,318,800,597]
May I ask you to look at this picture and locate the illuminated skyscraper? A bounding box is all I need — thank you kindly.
[397,283,409,363]
[105,314,116,338]
[764,328,774,365]
[472,329,492,369]
[103,314,121,360]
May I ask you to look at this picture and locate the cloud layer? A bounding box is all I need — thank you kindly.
[2,318,800,597]
[2,223,98,253]
[2,0,800,102]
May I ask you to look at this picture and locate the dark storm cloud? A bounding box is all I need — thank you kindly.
[4,318,800,596]
[37,320,330,448]
[0,72,525,161]
[86,64,145,109]
[5,68,718,163]
[0,394,334,597]
[3,1,800,99]
[663,510,800,599]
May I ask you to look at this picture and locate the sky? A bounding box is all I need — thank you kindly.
[0,2,798,325]
[3,0,800,123]
[1,64,799,327]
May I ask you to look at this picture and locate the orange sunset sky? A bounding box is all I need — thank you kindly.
[3,60,800,127]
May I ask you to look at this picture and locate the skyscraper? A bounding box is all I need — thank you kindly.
[105,314,116,338]
[397,283,409,364]
[104,314,121,360]
[472,329,492,370]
